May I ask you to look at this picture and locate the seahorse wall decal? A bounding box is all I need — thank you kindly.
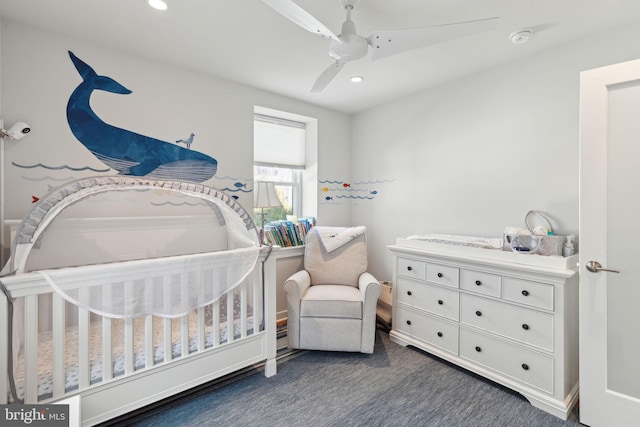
[66,51,218,183]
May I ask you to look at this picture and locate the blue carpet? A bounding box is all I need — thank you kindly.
[114,330,583,427]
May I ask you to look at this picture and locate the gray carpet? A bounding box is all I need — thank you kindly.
[119,330,583,427]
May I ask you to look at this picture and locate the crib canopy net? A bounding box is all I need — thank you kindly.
[7,176,261,318]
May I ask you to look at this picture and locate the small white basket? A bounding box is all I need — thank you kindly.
[503,211,568,256]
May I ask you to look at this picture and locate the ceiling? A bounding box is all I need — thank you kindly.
[1,0,640,114]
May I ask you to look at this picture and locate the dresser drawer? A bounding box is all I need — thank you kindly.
[395,306,459,354]
[503,277,554,311]
[460,269,501,297]
[460,328,554,394]
[396,277,459,321]
[397,257,426,280]
[426,263,459,288]
[460,293,554,351]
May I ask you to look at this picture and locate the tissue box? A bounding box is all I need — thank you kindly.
[537,235,567,256]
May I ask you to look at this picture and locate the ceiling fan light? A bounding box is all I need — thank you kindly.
[350,76,364,83]
[148,0,168,11]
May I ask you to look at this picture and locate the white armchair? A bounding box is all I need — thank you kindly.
[285,226,381,353]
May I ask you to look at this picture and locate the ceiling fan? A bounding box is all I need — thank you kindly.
[261,0,499,92]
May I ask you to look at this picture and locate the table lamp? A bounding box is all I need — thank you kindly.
[254,181,283,245]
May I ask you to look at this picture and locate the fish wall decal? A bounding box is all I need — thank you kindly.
[66,51,218,183]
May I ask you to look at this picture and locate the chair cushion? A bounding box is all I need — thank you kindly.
[304,226,367,287]
[300,285,362,319]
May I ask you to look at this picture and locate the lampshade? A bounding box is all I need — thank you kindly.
[254,181,283,209]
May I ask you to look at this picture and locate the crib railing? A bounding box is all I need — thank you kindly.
[1,252,270,405]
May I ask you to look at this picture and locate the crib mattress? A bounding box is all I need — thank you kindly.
[11,311,254,402]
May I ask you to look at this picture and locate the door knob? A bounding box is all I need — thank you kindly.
[586,260,620,274]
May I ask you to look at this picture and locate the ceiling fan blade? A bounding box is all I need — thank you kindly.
[369,17,499,61]
[262,0,340,42]
[311,61,346,93]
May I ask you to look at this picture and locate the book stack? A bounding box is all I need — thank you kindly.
[263,217,315,247]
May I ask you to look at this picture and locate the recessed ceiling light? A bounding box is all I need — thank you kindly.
[148,0,168,11]
[350,76,364,83]
[510,29,533,44]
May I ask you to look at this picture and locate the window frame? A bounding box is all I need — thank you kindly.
[253,106,318,222]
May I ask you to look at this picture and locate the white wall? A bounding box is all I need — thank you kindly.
[352,21,640,281]
[8,16,640,287]
[0,20,352,260]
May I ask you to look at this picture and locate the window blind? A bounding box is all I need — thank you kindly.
[254,114,306,168]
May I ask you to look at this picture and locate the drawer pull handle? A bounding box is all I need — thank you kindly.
[406,320,412,325]
[407,266,413,271]
[437,332,443,338]
[475,310,482,317]
[522,324,530,330]
[437,299,443,305]
[437,272,444,278]
[475,346,482,352]
[407,291,412,296]
[475,280,482,286]
[522,290,529,297]
[522,363,530,371]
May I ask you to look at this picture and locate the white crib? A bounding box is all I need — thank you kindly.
[0,177,278,426]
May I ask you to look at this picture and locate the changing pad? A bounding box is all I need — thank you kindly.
[406,234,503,250]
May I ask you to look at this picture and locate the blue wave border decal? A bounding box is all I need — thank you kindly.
[12,161,110,173]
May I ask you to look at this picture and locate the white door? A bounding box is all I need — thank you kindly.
[579,58,640,426]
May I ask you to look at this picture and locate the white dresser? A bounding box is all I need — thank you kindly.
[388,239,579,420]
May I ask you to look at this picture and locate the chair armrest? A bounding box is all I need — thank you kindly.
[284,270,311,349]
[358,272,381,353]
[358,272,381,301]
[284,270,311,301]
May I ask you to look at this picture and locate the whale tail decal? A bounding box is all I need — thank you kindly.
[68,51,132,95]
[66,51,217,183]
[69,51,96,80]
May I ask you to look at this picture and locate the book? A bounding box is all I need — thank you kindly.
[261,217,315,247]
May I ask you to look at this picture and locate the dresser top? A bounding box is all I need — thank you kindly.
[389,238,578,273]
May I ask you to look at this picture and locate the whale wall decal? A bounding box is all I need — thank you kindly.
[66,51,218,183]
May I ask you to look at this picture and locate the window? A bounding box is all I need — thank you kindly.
[253,166,301,221]
[254,113,306,224]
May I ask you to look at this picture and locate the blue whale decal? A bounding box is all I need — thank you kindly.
[66,51,217,182]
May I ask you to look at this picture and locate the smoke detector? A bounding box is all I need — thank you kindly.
[510,29,533,44]
[339,0,360,8]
